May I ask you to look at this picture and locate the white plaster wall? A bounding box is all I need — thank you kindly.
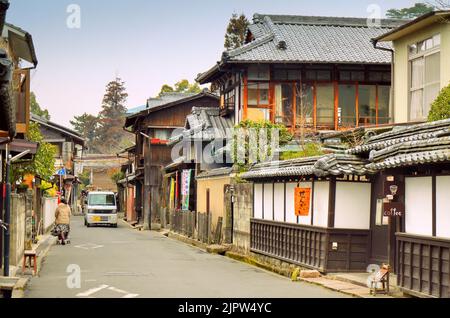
[274,183,285,222]
[313,181,329,227]
[254,183,263,219]
[436,176,450,238]
[264,183,274,220]
[285,183,298,224]
[43,197,59,232]
[405,177,433,236]
[334,182,371,230]
[298,182,313,226]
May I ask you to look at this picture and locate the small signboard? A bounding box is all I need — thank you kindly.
[295,188,311,217]
[383,202,404,217]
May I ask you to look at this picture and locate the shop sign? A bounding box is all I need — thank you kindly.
[383,202,404,217]
[295,188,311,217]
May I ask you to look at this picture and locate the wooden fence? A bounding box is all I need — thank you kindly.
[170,210,196,239]
[250,219,370,273]
[397,233,450,298]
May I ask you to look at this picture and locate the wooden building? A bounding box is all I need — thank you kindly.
[117,145,137,222]
[349,119,450,298]
[197,14,406,133]
[0,18,38,270]
[164,107,234,241]
[240,118,450,297]
[241,154,374,273]
[124,91,219,229]
[31,114,85,175]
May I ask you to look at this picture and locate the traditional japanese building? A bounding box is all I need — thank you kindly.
[165,107,234,242]
[197,14,406,133]
[124,91,219,229]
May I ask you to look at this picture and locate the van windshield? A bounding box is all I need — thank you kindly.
[89,194,116,206]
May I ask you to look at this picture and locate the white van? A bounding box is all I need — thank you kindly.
[84,191,118,228]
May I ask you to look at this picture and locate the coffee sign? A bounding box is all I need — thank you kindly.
[383,202,404,217]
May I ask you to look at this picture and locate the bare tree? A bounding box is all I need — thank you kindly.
[294,84,314,147]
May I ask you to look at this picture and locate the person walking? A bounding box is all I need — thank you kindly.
[54,197,71,245]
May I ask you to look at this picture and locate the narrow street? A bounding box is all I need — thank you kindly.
[24,217,348,298]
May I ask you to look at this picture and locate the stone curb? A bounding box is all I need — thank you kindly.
[224,251,403,299]
[225,251,297,278]
[167,232,209,251]
[120,218,137,229]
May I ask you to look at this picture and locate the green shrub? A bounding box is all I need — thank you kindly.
[231,120,293,171]
[280,143,324,161]
[428,84,450,122]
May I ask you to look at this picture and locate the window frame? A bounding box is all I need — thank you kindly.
[408,34,441,121]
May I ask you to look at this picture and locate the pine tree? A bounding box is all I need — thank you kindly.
[95,77,131,154]
[386,3,434,19]
[70,113,99,152]
[224,13,249,50]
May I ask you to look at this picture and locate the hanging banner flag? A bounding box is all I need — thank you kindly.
[181,170,192,211]
[295,188,311,217]
[169,178,175,210]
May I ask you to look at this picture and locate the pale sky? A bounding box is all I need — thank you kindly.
[6,0,416,127]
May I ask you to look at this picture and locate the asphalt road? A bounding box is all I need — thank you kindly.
[24,216,349,298]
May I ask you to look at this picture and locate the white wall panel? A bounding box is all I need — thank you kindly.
[298,182,313,226]
[405,177,433,236]
[335,182,371,230]
[264,183,274,220]
[437,176,450,238]
[313,181,329,227]
[286,183,297,224]
[254,183,263,219]
[274,183,285,222]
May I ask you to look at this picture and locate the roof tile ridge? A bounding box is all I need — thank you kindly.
[223,32,274,59]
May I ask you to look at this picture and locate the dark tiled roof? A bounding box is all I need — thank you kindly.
[346,119,450,155]
[31,114,85,145]
[241,154,371,180]
[223,14,404,64]
[169,107,234,145]
[243,120,450,179]
[340,119,450,170]
[196,167,234,180]
[367,139,450,170]
[124,91,219,128]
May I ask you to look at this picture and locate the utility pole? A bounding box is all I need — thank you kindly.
[3,144,10,276]
[141,132,152,231]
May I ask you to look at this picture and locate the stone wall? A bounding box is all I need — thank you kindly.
[232,183,253,254]
[10,194,26,267]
